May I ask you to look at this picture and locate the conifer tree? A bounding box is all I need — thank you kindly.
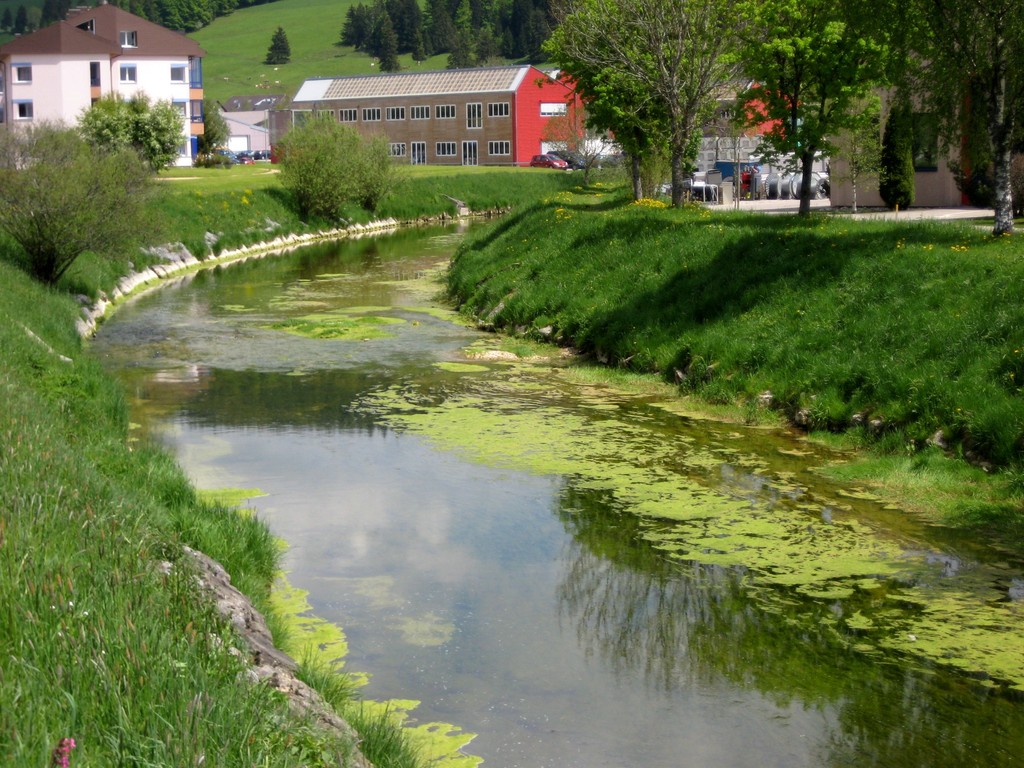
[265,26,291,65]
[375,12,400,71]
[879,100,916,210]
[14,4,28,34]
[447,0,475,69]
[1,7,12,31]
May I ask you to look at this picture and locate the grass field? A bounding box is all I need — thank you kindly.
[192,0,451,104]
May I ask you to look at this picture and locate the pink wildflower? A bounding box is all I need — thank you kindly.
[50,737,76,768]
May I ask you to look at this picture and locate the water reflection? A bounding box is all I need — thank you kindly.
[556,484,1024,767]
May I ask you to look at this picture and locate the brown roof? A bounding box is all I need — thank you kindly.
[1,3,204,59]
[0,21,120,56]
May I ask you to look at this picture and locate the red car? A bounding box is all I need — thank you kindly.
[529,153,569,169]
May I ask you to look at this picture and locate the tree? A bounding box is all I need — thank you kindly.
[340,4,370,49]
[423,0,456,54]
[387,0,423,53]
[541,101,607,183]
[373,11,401,71]
[878,98,915,210]
[196,97,228,156]
[447,0,476,69]
[1,8,12,31]
[265,26,291,65]
[14,4,28,34]
[79,94,185,170]
[913,0,1023,234]
[0,124,152,285]
[475,23,502,65]
[547,0,734,206]
[831,95,882,213]
[736,0,898,215]
[278,118,400,219]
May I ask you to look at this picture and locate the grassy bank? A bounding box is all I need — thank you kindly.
[55,164,583,301]
[446,188,1024,539]
[0,165,580,767]
[0,258,366,764]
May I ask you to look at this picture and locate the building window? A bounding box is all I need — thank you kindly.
[119,30,138,47]
[13,64,31,83]
[315,109,334,120]
[90,61,101,87]
[467,102,482,129]
[411,141,426,164]
[435,104,455,119]
[411,105,430,120]
[189,99,204,123]
[436,141,457,157]
[339,108,357,122]
[362,107,381,121]
[189,57,203,87]
[76,18,95,32]
[15,101,33,121]
[293,110,312,126]
[540,102,567,116]
[119,65,137,84]
[170,65,186,83]
[488,102,509,118]
[172,101,187,118]
[390,143,407,157]
[488,141,511,156]
[386,106,405,121]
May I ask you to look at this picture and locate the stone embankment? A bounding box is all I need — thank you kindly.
[76,219,403,337]
[169,548,372,768]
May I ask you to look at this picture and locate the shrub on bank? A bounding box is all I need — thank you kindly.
[447,192,1024,471]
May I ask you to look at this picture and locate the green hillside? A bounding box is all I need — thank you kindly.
[192,0,449,104]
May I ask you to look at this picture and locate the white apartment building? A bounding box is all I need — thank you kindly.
[0,1,205,166]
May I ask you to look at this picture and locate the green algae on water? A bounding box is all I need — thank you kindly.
[357,357,1024,691]
[271,573,480,763]
[434,362,491,373]
[265,312,405,341]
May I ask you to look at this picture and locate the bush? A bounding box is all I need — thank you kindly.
[278,118,400,220]
[194,152,235,169]
[0,123,152,285]
[80,94,185,171]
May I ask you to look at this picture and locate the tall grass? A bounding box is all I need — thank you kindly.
[447,191,1024,480]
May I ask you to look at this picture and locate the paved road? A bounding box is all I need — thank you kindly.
[725,197,995,221]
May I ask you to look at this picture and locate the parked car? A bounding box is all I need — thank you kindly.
[234,151,255,165]
[251,149,271,162]
[529,153,569,170]
[549,150,586,170]
[214,149,239,164]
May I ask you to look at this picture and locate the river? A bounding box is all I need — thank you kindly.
[90,225,1024,768]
